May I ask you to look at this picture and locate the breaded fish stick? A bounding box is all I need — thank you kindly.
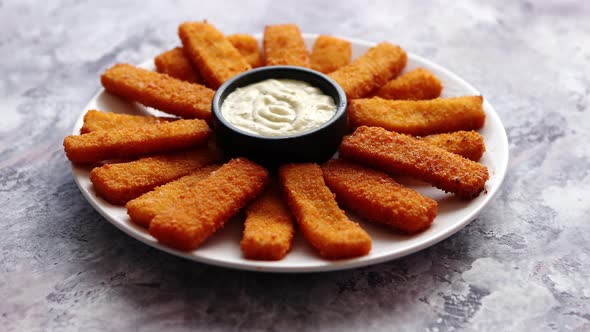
[329,42,407,99]
[126,164,220,227]
[376,68,442,100]
[228,34,264,68]
[80,110,174,134]
[101,64,214,121]
[154,47,203,84]
[348,96,485,136]
[279,163,371,259]
[263,24,310,67]
[64,119,211,163]
[310,35,351,74]
[240,186,295,260]
[149,158,268,251]
[179,22,251,89]
[90,148,218,205]
[339,126,489,198]
[419,131,485,161]
[322,160,437,233]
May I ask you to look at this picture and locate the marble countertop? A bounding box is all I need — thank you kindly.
[1,0,589,331]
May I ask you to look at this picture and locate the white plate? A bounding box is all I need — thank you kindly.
[71,33,509,273]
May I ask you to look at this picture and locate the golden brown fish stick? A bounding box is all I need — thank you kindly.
[89,148,218,205]
[101,63,214,121]
[149,158,268,251]
[240,186,295,260]
[228,34,264,68]
[154,47,203,84]
[126,164,220,227]
[376,68,442,100]
[419,131,486,161]
[329,42,407,99]
[179,22,251,89]
[322,160,437,233]
[64,119,211,163]
[348,96,485,136]
[263,24,310,67]
[339,126,489,198]
[80,110,174,134]
[279,163,371,259]
[310,35,351,74]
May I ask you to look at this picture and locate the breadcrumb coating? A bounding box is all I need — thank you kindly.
[279,163,371,259]
[228,34,264,68]
[80,110,174,134]
[376,67,442,100]
[329,42,407,99]
[339,126,489,198]
[154,47,203,83]
[419,131,485,161]
[149,158,268,251]
[64,119,211,163]
[179,21,251,89]
[348,96,485,135]
[264,24,310,67]
[240,186,295,260]
[310,35,351,74]
[322,160,437,233]
[126,164,220,227]
[101,63,214,121]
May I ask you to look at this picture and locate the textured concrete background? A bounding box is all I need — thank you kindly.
[1,0,589,331]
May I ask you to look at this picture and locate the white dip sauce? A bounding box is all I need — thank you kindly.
[220,79,337,137]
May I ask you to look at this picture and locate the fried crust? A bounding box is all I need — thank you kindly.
[80,110,174,134]
[64,119,211,163]
[348,96,485,135]
[310,35,351,74]
[419,131,486,161]
[154,47,203,84]
[263,24,310,67]
[149,158,269,251]
[322,160,437,233]
[179,22,251,89]
[228,34,264,68]
[328,42,407,99]
[375,67,442,100]
[89,148,218,205]
[101,63,214,121]
[240,185,295,260]
[126,164,220,227]
[279,163,371,259]
[339,126,489,198]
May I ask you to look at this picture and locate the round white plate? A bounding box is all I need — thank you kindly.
[71,33,509,273]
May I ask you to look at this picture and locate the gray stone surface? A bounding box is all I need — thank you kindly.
[1,0,589,331]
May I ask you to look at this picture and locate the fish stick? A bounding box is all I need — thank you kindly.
[376,68,442,100]
[126,164,220,227]
[149,158,268,251]
[179,21,251,89]
[279,163,371,259]
[329,42,407,99]
[263,24,310,67]
[240,186,295,260]
[101,63,214,121]
[310,35,351,74]
[322,160,437,233]
[339,126,489,198]
[154,47,203,84]
[64,119,211,163]
[80,110,174,134]
[90,148,218,205]
[418,131,485,161]
[228,34,264,68]
[348,96,485,136]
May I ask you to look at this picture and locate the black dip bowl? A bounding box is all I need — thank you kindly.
[212,66,348,169]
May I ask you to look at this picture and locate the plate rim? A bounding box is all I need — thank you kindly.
[70,33,510,273]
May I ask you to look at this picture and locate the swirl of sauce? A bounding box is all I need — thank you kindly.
[221,79,337,137]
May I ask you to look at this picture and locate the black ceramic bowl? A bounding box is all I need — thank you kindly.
[212,66,348,168]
